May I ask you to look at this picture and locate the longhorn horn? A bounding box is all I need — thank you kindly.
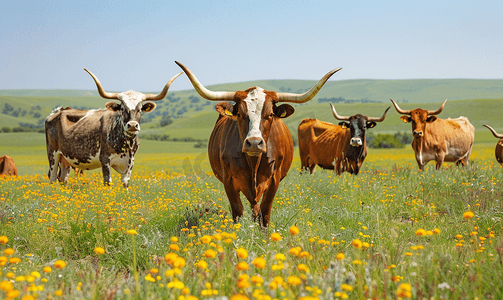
[144,72,183,101]
[484,124,503,139]
[427,99,447,115]
[367,106,391,122]
[175,61,235,101]
[277,68,342,103]
[330,104,351,121]
[84,68,119,99]
[390,99,410,115]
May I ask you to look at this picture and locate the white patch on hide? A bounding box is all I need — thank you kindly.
[63,149,102,170]
[110,153,131,174]
[244,87,266,139]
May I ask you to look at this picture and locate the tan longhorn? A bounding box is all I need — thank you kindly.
[391,99,474,170]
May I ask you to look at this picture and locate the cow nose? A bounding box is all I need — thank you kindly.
[127,121,140,132]
[413,130,423,137]
[243,137,266,155]
[350,137,363,147]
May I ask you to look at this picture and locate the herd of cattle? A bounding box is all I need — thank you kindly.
[1,62,502,226]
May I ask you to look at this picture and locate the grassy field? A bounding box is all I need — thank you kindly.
[1,129,503,299]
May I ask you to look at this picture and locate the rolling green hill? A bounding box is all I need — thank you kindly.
[0,79,502,144]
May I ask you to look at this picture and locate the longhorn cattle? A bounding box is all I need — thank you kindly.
[45,69,182,187]
[391,99,474,170]
[483,125,503,164]
[0,155,17,176]
[298,105,389,175]
[175,61,340,227]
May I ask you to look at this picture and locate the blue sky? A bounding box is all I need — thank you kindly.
[1,0,502,92]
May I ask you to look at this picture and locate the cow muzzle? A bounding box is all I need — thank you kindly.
[243,137,266,156]
[126,121,141,133]
[350,137,363,147]
[413,130,423,137]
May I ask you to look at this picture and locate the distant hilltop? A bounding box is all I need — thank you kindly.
[1,78,503,103]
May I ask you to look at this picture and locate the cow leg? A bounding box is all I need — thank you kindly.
[58,162,71,183]
[258,177,281,227]
[48,152,61,183]
[223,182,244,223]
[434,152,445,170]
[120,160,134,188]
[101,157,112,186]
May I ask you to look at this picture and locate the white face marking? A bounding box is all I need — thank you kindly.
[244,87,266,139]
[117,90,145,111]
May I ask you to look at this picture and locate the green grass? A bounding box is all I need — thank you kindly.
[1,129,503,298]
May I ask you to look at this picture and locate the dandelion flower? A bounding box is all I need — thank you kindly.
[415,228,427,236]
[270,232,282,241]
[236,262,249,271]
[396,283,412,298]
[170,236,179,243]
[0,236,8,244]
[4,248,15,256]
[274,253,286,261]
[204,249,217,259]
[230,294,250,300]
[43,266,52,273]
[351,239,362,249]
[341,284,353,291]
[93,247,105,255]
[289,225,299,235]
[127,229,138,235]
[252,257,266,269]
[235,248,248,259]
[197,260,208,269]
[336,253,345,260]
[54,260,66,269]
[287,275,302,286]
[463,211,474,219]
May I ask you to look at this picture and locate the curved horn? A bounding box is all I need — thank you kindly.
[367,106,391,122]
[144,72,183,101]
[277,68,342,103]
[84,68,119,99]
[484,124,503,139]
[175,61,235,101]
[427,99,447,115]
[330,104,351,121]
[390,99,410,115]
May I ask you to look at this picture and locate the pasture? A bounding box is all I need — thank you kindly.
[1,130,502,299]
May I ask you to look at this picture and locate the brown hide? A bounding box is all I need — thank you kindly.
[175,61,339,227]
[392,100,475,170]
[298,119,363,175]
[0,155,18,176]
[209,98,294,227]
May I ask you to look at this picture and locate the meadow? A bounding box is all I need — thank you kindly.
[1,130,502,299]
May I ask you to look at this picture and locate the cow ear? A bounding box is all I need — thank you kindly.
[400,115,411,123]
[274,104,295,118]
[339,122,349,129]
[215,102,237,120]
[105,101,121,111]
[142,102,156,113]
[367,121,377,129]
[426,116,437,123]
